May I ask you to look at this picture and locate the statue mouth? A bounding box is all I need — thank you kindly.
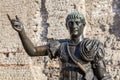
[71,31,79,35]
[73,30,78,32]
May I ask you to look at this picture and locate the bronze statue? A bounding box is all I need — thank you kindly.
[7,12,112,80]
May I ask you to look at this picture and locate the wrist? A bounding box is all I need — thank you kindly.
[18,29,25,35]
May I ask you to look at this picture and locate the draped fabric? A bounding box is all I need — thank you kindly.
[47,39,111,80]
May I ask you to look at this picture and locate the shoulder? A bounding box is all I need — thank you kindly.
[48,39,70,46]
[82,38,101,45]
[47,39,70,59]
[81,38,103,50]
[80,38,105,61]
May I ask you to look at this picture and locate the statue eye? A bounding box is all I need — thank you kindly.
[76,21,79,25]
[68,22,73,26]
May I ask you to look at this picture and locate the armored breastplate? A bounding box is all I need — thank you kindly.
[59,41,95,80]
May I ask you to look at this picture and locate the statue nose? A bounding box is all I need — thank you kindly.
[73,23,78,29]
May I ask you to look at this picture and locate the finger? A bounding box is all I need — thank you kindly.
[7,14,12,22]
[15,15,20,21]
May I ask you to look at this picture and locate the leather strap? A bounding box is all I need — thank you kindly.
[66,42,86,75]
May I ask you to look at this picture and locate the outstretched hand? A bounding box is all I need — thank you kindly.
[7,14,24,32]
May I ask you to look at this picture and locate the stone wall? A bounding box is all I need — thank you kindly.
[85,0,120,80]
[0,0,119,80]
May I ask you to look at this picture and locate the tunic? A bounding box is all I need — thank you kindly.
[47,38,111,80]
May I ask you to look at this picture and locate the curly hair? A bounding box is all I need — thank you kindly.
[66,12,86,26]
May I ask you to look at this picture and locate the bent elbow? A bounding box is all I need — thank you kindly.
[27,53,35,57]
[25,48,37,57]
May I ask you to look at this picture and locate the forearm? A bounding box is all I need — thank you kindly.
[18,30,48,56]
[92,60,112,80]
[18,30,36,56]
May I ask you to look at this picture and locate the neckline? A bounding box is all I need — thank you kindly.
[69,40,81,46]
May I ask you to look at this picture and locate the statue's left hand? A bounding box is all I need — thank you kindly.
[7,14,24,32]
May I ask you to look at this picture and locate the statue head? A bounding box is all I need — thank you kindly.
[66,12,86,38]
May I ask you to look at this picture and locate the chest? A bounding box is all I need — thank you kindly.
[58,42,95,80]
[59,43,84,63]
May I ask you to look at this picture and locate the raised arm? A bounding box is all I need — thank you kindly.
[7,14,48,56]
[18,30,48,56]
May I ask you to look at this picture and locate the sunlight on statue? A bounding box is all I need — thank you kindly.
[7,12,112,80]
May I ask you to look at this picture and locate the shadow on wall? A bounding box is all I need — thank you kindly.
[40,0,49,42]
[109,0,120,40]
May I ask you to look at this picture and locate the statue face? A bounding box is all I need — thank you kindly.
[67,19,84,38]
[66,12,85,38]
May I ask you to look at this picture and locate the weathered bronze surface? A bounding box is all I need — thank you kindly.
[8,12,112,80]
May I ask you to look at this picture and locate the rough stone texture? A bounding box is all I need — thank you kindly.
[0,0,119,80]
[86,0,120,80]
